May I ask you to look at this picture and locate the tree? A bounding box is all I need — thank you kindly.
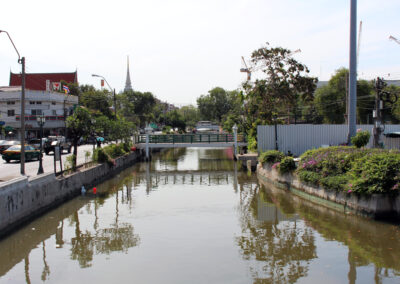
[66,107,93,168]
[80,89,114,119]
[165,110,186,132]
[242,43,317,148]
[197,87,234,123]
[177,105,200,129]
[120,91,156,127]
[314,68,376,124]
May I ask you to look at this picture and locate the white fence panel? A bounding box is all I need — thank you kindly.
[258,124,400,156]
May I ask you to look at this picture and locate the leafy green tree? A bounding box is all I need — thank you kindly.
[314,68,377,124]
[80,89,114,118]
[242,44,317,149]
[66,107,93,168]
[178,105,200,128]
[165,110,186,132]
[120,91,156,127]
[197,87,234,123]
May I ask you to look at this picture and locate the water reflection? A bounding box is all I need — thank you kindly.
[252,179,400,283]
[1,148,400,283]
[236,184,316,283]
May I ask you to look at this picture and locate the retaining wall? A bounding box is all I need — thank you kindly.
[257,163,400,220]
[0,151,141,238]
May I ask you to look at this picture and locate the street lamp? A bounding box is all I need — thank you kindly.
[91,74,117,117]
[0,30,26,175]
[37,115,46,174]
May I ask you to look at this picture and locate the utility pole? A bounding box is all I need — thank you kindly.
[347,0,357,144]
[20,57,26,174]
[373,77,384,148]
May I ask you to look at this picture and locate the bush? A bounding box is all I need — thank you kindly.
[247,136,257,152]
[347,152,400,194]
[320,175,350,191]
[259,150,285,164]
[93,148,109,163]
[351,130,371,148]
[298,171,321,185]
[278,156,296,174]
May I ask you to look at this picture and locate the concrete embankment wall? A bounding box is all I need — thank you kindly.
[257,163,400,220]
[0,151,142,238]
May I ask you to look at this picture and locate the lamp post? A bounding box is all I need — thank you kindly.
[91,74,117,118]
[37,115,46,174]
[0,30,26,175]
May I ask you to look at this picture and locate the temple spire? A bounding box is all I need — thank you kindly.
[124,56,133,92]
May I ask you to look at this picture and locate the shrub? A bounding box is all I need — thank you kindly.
[347,152,400,194]
[259,150,285,164]
[93,148,109,163]
[247,136,257,152]
[298,171,321,186]
[278,156,296,174]
[351,130,371,148]
[320,175,350,191]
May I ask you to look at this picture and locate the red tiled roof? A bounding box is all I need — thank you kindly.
[9,71,78,91]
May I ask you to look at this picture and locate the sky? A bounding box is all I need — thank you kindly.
[1,0,400,106]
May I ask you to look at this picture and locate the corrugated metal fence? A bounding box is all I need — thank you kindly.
[257,124,400,156]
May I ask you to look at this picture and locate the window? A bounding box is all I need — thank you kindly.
[7,101,15,105]
[52,110,57,115]
[52,102,56,105]
[30,101,35,105]
[7,110,15,116]
[36,101,42,105]
[31,109,42,115]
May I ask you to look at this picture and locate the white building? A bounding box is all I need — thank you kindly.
[0,86,78,139]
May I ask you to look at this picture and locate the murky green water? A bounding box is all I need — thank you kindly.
[0,148,399,283]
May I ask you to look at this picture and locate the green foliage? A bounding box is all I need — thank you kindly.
[242,43,317,141]
[247,135,257,152]
[347,152,400,194]
[351,130,371,148]
[65,154,76,172]
[320,175,350,191]
[93,148,109,163]
[278,156,296,174]
[103,144,127,159]
[298,171,321,185]
[259,150,285,164]
[296,146,400,194]
[197,87,234,123]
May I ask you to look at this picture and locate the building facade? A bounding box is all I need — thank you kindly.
[0,86,78,139]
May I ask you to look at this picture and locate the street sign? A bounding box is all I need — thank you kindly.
[55,146,61,161]
[0,121,5,126]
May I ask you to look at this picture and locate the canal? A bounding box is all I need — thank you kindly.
[0,148,399,283]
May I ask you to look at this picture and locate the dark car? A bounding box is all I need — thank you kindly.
[2,145,40,163]
[44,136,72,155]
[0,140,20,154]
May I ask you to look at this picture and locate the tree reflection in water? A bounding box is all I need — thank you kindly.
[235,184,316,283]
[70,191,140,268]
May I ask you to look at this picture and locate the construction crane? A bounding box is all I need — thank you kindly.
[240,56,251,81]
[389,35,400,45]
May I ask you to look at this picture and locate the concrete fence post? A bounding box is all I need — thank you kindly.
[233,124,238,158]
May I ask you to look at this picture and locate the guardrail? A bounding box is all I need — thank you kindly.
[135,133,246,144]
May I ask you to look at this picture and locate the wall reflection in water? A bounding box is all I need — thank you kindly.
[236,178,400,283]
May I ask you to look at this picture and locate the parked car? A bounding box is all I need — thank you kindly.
[28,138,47,149]
[2,145,40,163]
[44,136,72,155]
[0,140,20,154]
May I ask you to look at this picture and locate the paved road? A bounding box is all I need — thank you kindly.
[0,144,96,182]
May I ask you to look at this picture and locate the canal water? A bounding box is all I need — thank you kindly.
[0,148,399,283]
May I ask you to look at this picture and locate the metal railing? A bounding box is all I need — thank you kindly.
[135,133,246,144]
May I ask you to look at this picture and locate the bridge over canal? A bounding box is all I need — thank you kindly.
[134,133,247,158]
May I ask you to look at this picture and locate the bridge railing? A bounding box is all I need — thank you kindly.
[135,133,246,144]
